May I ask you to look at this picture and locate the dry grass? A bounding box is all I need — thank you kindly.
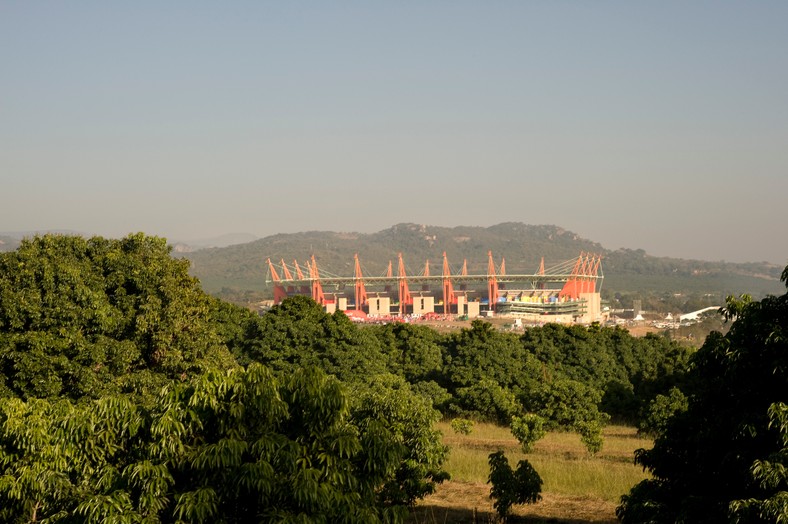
[410,483,619,523]
[408,422,651,523]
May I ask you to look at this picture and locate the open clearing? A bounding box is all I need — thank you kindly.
[408,422,651,523]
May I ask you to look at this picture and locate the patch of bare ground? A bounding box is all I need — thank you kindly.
[442,435,517,453]
[623,325,659,337]
[408,481,617,523]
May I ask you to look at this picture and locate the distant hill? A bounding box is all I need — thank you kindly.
[0,236,21,253]
[171,233,259,252]
[0,231,258,254]
[0,230,82,252]
[182,223,785,300]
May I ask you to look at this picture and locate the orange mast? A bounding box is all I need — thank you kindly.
[385,260,393,293]
[280,259,295,293]
[266,258,288,304]
[422,259,431,290]
[559,252,603,299]
[294,259,305,280]
[442,252,456,314]
[309,255,325,305]
[459,258,468,291]
[280,259,293,281]
[397,253,412,316]
[353,254,368,310]
[487,251,498,312]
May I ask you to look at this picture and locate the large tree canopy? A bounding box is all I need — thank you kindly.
[0,234,235,401]
[618,267,788,523]
[236,295,387,384]
[0,364,447,523]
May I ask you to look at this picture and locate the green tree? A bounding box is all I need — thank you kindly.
[410,380,453,412]
[729,402,788,523]
[444,320,539,392]
[618,270,788,523]
[487,450,542,522]
[369,323,443,383]
[574,420,604,455]
[638,386,688,436]
[0,234,235,402]
[0,364,446,523]
[0,397,77,522]
[519,323,692,427]
[238,296,387,384]
[521,378,609,454]
[349,374,450,508]
[454,378,520,425]
[510,414,546,453]
[450,418,474,435]
[521,378,608,430]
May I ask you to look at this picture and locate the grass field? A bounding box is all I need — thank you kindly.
[408,422,652,523]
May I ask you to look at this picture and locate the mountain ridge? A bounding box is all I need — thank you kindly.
[2,225,782,300]
[181,223,784,299]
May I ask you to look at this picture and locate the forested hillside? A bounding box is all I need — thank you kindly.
[181,223,785,302]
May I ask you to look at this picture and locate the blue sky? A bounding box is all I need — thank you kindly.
[2,2,787,264]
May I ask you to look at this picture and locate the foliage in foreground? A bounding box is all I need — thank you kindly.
[729,402,788,523]
[487,450,542,522]
[0,364,447,523]
[349,374,450,508]
[618,267,788,523]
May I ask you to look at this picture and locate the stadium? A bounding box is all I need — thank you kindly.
[266,251,604,324]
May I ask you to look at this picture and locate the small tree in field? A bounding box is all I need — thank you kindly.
[574,420,604,455]
[487,451,542,522]
[451,417,474,435]
[510,414,546,453]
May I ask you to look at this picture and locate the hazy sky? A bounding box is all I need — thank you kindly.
[2,2,787,264]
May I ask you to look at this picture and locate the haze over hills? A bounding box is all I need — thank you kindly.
[2,224,783,301]
[180,223,785,300]
[171,233,259,252]
[0,231,258,253]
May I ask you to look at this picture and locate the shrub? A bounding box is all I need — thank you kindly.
[510,414,546,453]
[638,386,688,436]
[487,450,542,522]
[450,418,474,435]
[575,420,604,454]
